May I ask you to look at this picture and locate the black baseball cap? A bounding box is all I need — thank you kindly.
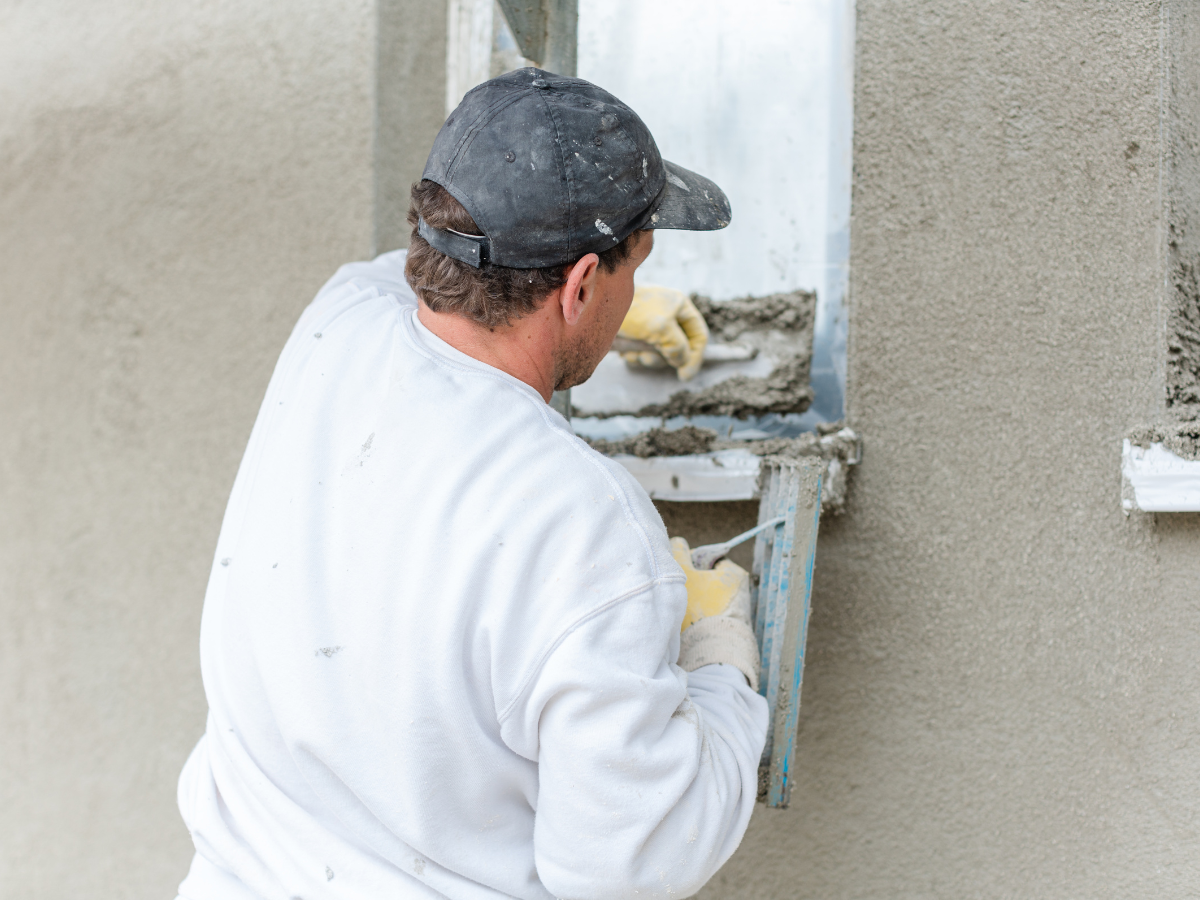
[418,67,731,269]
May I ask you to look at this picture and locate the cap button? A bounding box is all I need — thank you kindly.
[531,77,548,89]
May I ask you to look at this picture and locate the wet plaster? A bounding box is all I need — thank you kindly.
[587,424,719,457]
[692,292,815,342]
[639,290,816,419]
[589,422,858,461]
[1166,1,1200,423]
[576,289,816,419]
[636,356,814,419]
[1127,422,1200,461]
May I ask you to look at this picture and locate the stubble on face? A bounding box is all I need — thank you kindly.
[552,311,611,391]
[552,232,652,392]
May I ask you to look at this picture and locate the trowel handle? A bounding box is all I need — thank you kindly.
[609,336,659,355]
[610,335,757,363]
[690,516,786,569]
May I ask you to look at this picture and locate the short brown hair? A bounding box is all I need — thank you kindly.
[405,180,644,328]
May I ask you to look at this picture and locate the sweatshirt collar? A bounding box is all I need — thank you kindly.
[403,305,548,406]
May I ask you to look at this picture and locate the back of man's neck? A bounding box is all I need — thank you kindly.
[416,300,558,402]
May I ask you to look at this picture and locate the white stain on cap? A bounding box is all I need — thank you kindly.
[666,172,690,191]
[595,219,614,236]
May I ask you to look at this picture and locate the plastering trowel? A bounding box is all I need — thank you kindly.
[610,336,758,366]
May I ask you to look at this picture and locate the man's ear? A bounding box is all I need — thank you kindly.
[559,253,600,327]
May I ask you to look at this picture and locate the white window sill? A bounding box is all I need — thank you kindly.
[1121,439,1200,512]
[613,449,853,511]
[613,449,762,502]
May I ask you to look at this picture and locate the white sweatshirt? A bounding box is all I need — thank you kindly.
[176,250,768,900]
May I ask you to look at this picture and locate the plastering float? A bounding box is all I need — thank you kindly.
[686,456,825,809]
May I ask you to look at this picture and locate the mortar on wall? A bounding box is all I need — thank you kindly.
[573,290,817,422]
[577,290,861,514]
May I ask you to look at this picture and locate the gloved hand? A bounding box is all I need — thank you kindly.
[670,537,761,691]
[617,285,709,381]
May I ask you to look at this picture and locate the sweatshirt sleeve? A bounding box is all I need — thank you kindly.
[502,583,769,900]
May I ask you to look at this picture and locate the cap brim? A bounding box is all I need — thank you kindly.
[645,160,731,232]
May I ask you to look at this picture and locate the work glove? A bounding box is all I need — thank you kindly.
[670,537,761,691]
[617,285,709,381]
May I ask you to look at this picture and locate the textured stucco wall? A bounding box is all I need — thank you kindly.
[0,2,443,896]
[691,2,1200,897]
[1167,2,1200,420]
[376,0,448,253]
[6,2,1200,898]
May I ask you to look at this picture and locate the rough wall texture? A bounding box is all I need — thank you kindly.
[5,2,1200,898]
[1167,2,1200,419]
[0,2,442,896]
[689,2,1200,897]
[376,0,448,253]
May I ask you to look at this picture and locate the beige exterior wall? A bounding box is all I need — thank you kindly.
[4,1,1200,898]
[0,2,443,895]
[697,1,1200,896]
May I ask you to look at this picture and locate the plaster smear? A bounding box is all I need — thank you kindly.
[1167,256,1200,420]
[587,425,719,457]
[1127,423,1200,461]
[573,289,816,419]
[588,420,855,460]
[1165,7,1200,424]
[588,423,860,512]
[692,293,814,340]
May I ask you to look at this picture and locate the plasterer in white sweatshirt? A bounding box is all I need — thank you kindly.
[176,251,768,900]
[177,67,769,900]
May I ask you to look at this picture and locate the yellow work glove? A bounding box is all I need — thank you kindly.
[670,537,760,691]
[618,285,709,381]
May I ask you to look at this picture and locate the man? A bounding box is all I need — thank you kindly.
[176,68,767,900]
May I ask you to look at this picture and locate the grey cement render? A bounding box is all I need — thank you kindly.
[690,1,1200,897]
[4,1,1200,899]
[0,1,443,896]
[1167,2,1200,420]
[376,0,448,254]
